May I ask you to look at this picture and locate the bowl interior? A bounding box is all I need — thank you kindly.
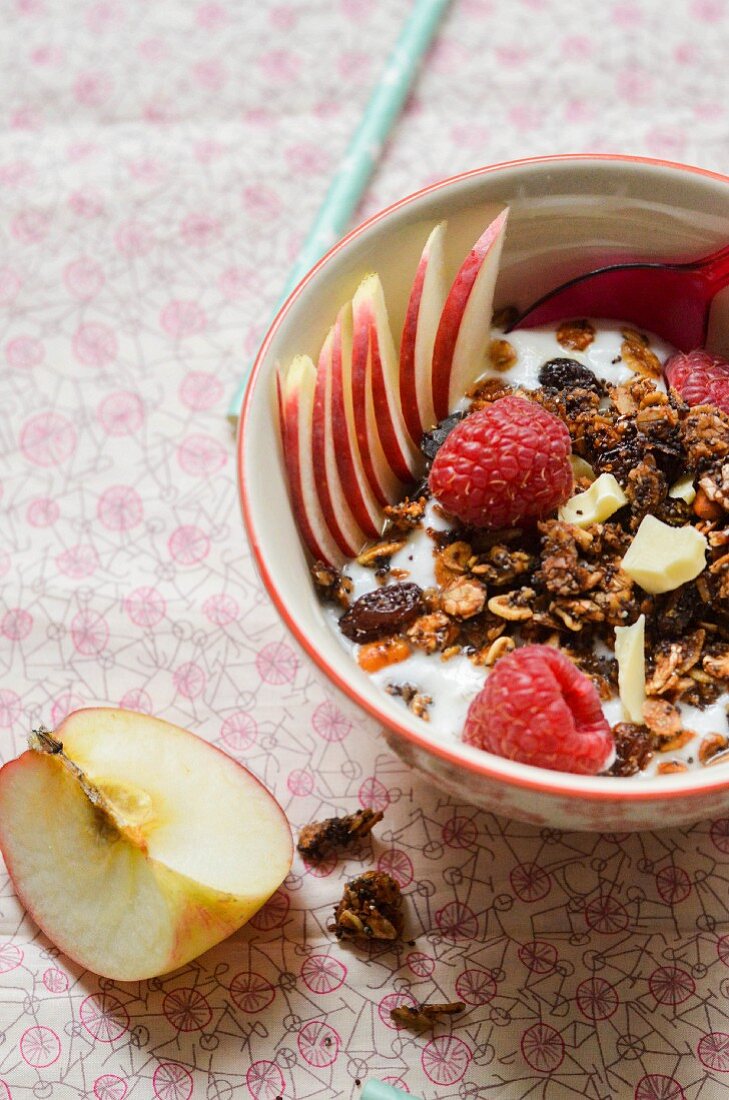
[240,155,729,798]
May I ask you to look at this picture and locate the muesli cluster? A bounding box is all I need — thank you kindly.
[315,322,729,778]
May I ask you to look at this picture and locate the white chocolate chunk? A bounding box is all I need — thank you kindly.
[614,614,646,724]
[569,454,596,483]
[621,514,708,594]
[668,474,697,504]
[558,473,628,527]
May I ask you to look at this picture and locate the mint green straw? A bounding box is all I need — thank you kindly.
[228,0,453,420]
[362,1081,423,1100]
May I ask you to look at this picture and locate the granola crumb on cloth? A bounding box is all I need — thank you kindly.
[390,1000,466,1030]
[297,808,384,861]
[329,870,404,941]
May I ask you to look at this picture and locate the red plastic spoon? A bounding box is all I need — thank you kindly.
[508,243,729,351]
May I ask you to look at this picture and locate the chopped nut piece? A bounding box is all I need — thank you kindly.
[681,406,729,472]
[434,541,473,585]
[557,318,595,351]
[384,495,427,533]
[441,578,486,619]
[385,682,433,720]
[311,561,353,608]
[621,329,662,379]
[642,698,682,737]
[699,734,729,765]
[657,760,689,775]
[329,870,404,941]
[298,808,384,861]
[489,338,517,372]
[390,1001,466,1030]
[407,612,458,653]
[704,646,729,682]
[487,589,534,620]
[656,729,694,753]
[356,540,407,568]
[484,635,516,666]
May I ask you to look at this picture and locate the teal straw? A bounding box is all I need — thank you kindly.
[362,1082,423,1100]
[228,0,453,420]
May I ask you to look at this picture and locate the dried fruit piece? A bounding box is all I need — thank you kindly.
[428,396,573,529]
[665,348,729,415]
[297,808,384,861]
[538,357,602,394]
[329,870,404,940]
[358,637,411,672]
[463,645,614,774]
[339,583,425,643]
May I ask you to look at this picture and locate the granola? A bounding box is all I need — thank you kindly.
[390,1000,465,1030]
[329,870,404,941]
[297,808,384,861]
[322,321,729,777]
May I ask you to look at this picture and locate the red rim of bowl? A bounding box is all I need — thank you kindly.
[238,152,729,804]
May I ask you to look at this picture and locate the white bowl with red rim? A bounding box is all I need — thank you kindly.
[239,154,729,831]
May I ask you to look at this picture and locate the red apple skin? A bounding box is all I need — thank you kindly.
[431,209,509,421]
[329,311,382,539]
[400,248,429,443]
[278,366,343,566]
[310,346,363,557]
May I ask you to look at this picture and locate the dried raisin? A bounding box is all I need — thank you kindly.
[339,583,425,643]
[538,358,603,396]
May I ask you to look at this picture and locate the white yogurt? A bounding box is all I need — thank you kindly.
[327,323,729,776]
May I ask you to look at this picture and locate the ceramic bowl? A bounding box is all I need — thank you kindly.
[239,154,729,831]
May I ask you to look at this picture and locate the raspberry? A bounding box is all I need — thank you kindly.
[428,396,573,528]
[664,349,729,415]
[463,645,614,775]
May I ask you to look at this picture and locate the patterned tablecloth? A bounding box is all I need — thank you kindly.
[4,1,729,1097]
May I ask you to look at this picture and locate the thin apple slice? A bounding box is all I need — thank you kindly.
[352,274,423,497]
[328,303,384,539]
[400,221,448,440]
[278,356,344,566]
[431,208,510,420]
[0,709,293,980]
[311,325,371,555]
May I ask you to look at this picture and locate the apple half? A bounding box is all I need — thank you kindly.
[0,708,293,981]
[431,208,509,420]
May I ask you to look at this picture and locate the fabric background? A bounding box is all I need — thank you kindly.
[3,1,729,1097]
